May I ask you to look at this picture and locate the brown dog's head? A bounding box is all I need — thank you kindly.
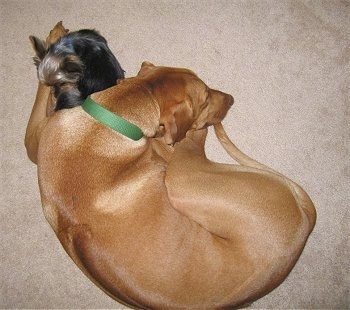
[136,62,234,144]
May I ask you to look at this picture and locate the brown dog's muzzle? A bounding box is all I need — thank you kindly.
[210,88,234,107]
[211,88,234,111]
[193,88,234,130]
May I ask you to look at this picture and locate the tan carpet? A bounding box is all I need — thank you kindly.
[1,0,349,308]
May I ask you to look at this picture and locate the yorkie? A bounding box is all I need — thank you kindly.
[30,29,125,110]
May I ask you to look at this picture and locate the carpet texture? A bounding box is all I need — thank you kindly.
[1,0,349,309]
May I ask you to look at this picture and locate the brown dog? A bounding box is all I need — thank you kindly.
[26,23,316,310]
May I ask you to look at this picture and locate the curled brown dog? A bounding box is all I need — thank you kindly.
[26,56,316,308]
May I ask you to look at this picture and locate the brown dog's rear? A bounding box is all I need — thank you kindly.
[31,61,315,309]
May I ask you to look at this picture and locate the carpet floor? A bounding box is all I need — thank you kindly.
[1,0,349,308]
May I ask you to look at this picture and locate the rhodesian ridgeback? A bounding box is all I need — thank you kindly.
[25,24,316,309]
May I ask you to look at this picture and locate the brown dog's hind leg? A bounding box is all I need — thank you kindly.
[214,122,316,231]
[165,128,254,239]
[165,127,314,240]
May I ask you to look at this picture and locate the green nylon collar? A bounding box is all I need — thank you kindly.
[82,96,143,141]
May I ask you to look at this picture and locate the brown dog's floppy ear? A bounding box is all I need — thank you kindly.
[29,36,47,67]
[160,100,194,144]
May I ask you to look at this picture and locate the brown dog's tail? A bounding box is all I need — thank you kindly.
[214,123,280,175]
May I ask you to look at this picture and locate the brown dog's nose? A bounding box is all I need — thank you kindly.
[227,94,234,106]
[212,89,234,107]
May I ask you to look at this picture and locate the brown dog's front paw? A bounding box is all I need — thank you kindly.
[45,21,69,45]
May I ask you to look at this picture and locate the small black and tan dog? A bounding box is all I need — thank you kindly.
[30,27,125,110]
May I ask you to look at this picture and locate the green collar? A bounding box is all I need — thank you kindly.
[82,96,143,141]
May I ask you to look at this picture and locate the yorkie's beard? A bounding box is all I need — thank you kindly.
[55,85,82,110]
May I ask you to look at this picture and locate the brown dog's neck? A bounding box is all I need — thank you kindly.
[90,81,160,139]
[82,97,144,141]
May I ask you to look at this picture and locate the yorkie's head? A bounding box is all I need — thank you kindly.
[30,29,125,110]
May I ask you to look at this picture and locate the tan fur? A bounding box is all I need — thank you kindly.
[26,23,316,310]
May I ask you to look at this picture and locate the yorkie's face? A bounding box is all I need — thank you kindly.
[30,35,83,96]
[30,29,125,110]
[38,53,83,98]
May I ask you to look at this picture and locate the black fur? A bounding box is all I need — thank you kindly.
[31,29,125,110]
